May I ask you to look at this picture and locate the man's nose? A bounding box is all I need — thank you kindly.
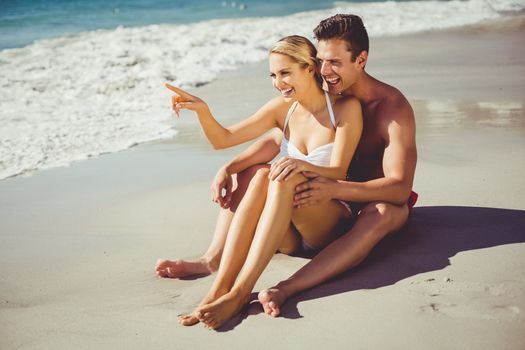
[319,62,331,75]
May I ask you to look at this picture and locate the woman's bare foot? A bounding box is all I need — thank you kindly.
[196,289,250,329]
[155,257,218,279]
[258,287,287,317]
[178,287,229,327]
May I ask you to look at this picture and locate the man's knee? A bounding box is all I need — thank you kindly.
[359,201,409,236]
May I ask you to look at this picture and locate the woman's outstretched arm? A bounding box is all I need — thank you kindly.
[166,84,288,149]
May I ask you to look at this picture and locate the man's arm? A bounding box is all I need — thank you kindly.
[294,96,417,206]
[337,99,416,204]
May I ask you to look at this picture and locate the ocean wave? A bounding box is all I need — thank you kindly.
[0,0,522,180]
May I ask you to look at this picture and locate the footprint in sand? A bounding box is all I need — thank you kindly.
[421,301,521,321]
[414,278,523,322]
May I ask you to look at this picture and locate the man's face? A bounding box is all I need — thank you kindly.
[317,39,360,95]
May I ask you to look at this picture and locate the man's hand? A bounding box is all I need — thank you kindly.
[211,166,233,209]
[294,171,337,208]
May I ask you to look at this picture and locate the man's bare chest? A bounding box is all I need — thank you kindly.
[355,114,384,160]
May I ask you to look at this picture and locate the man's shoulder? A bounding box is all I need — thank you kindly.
[376,84,414,124]
[333,94,362,122]
[334,94,360,109]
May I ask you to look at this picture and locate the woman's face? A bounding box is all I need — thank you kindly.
[269,53,313,101]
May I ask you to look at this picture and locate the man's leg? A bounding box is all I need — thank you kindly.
[155,164,268,278]
[258,201,409,317]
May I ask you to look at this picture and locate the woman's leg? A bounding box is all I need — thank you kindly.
[196,173,348,329]
[291,199,352,249]
[179,166,273,326]
[257,200,352,317]
[155,165,268,279]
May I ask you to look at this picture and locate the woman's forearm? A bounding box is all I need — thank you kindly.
[224,130,281,175]
[303,163,347,181]
[168,84,279,150]
[195,107,233,150]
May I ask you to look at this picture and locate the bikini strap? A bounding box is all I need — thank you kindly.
[283,101,299,133]
[324,91,337,129]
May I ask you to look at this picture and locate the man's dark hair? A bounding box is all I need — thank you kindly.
[313,14,369,61]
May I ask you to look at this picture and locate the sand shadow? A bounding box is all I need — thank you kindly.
[218,205,525,329]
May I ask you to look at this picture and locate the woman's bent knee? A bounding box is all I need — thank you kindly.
[269,172,307,193]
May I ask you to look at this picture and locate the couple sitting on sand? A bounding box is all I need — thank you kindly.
[156,14,417,329]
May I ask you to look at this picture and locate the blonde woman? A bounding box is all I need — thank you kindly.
[164,35,362,329]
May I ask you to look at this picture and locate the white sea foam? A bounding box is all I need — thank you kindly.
[0,0,522,180]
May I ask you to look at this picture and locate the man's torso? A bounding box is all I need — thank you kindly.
[346,95,388,182]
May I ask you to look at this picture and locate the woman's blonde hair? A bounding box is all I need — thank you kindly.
[269,35,322,85]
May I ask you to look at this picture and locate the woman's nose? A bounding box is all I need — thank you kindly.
[274,77,284,89]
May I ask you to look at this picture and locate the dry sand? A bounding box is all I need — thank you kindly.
[1,16,524,350]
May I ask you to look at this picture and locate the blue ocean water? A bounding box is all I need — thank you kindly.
[0,0,340,50]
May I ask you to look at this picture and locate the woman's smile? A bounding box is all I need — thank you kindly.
[279,87,294,97]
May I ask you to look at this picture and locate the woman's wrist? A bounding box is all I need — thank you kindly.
[222,163,233,176]
[194,102,211,118]
[300,160,312,173]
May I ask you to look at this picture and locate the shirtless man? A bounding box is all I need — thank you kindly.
[156,14,417,318]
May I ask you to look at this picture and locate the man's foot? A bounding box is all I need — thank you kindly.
[155,257,217,279]
[258,287,287,317]
[196,290,249,330]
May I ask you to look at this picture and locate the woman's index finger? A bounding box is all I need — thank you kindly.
[164,83,192,97]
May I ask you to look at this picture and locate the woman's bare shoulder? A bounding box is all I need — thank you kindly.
[263,95,294,113]
[257,96,295,128]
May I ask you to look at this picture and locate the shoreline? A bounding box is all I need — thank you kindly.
[1,16,524,349]
[1,14,523,182]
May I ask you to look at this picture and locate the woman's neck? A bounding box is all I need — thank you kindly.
[295,84,326,115]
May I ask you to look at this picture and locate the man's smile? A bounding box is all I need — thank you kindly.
[324,76,340,85]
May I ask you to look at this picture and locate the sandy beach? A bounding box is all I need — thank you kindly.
[1,16,525,349]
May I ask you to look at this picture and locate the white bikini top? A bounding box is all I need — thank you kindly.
[279,91,336,167]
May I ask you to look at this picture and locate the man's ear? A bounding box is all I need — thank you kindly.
[356,51,368,68]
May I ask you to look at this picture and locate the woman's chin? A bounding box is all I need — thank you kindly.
[281,91,298,101]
